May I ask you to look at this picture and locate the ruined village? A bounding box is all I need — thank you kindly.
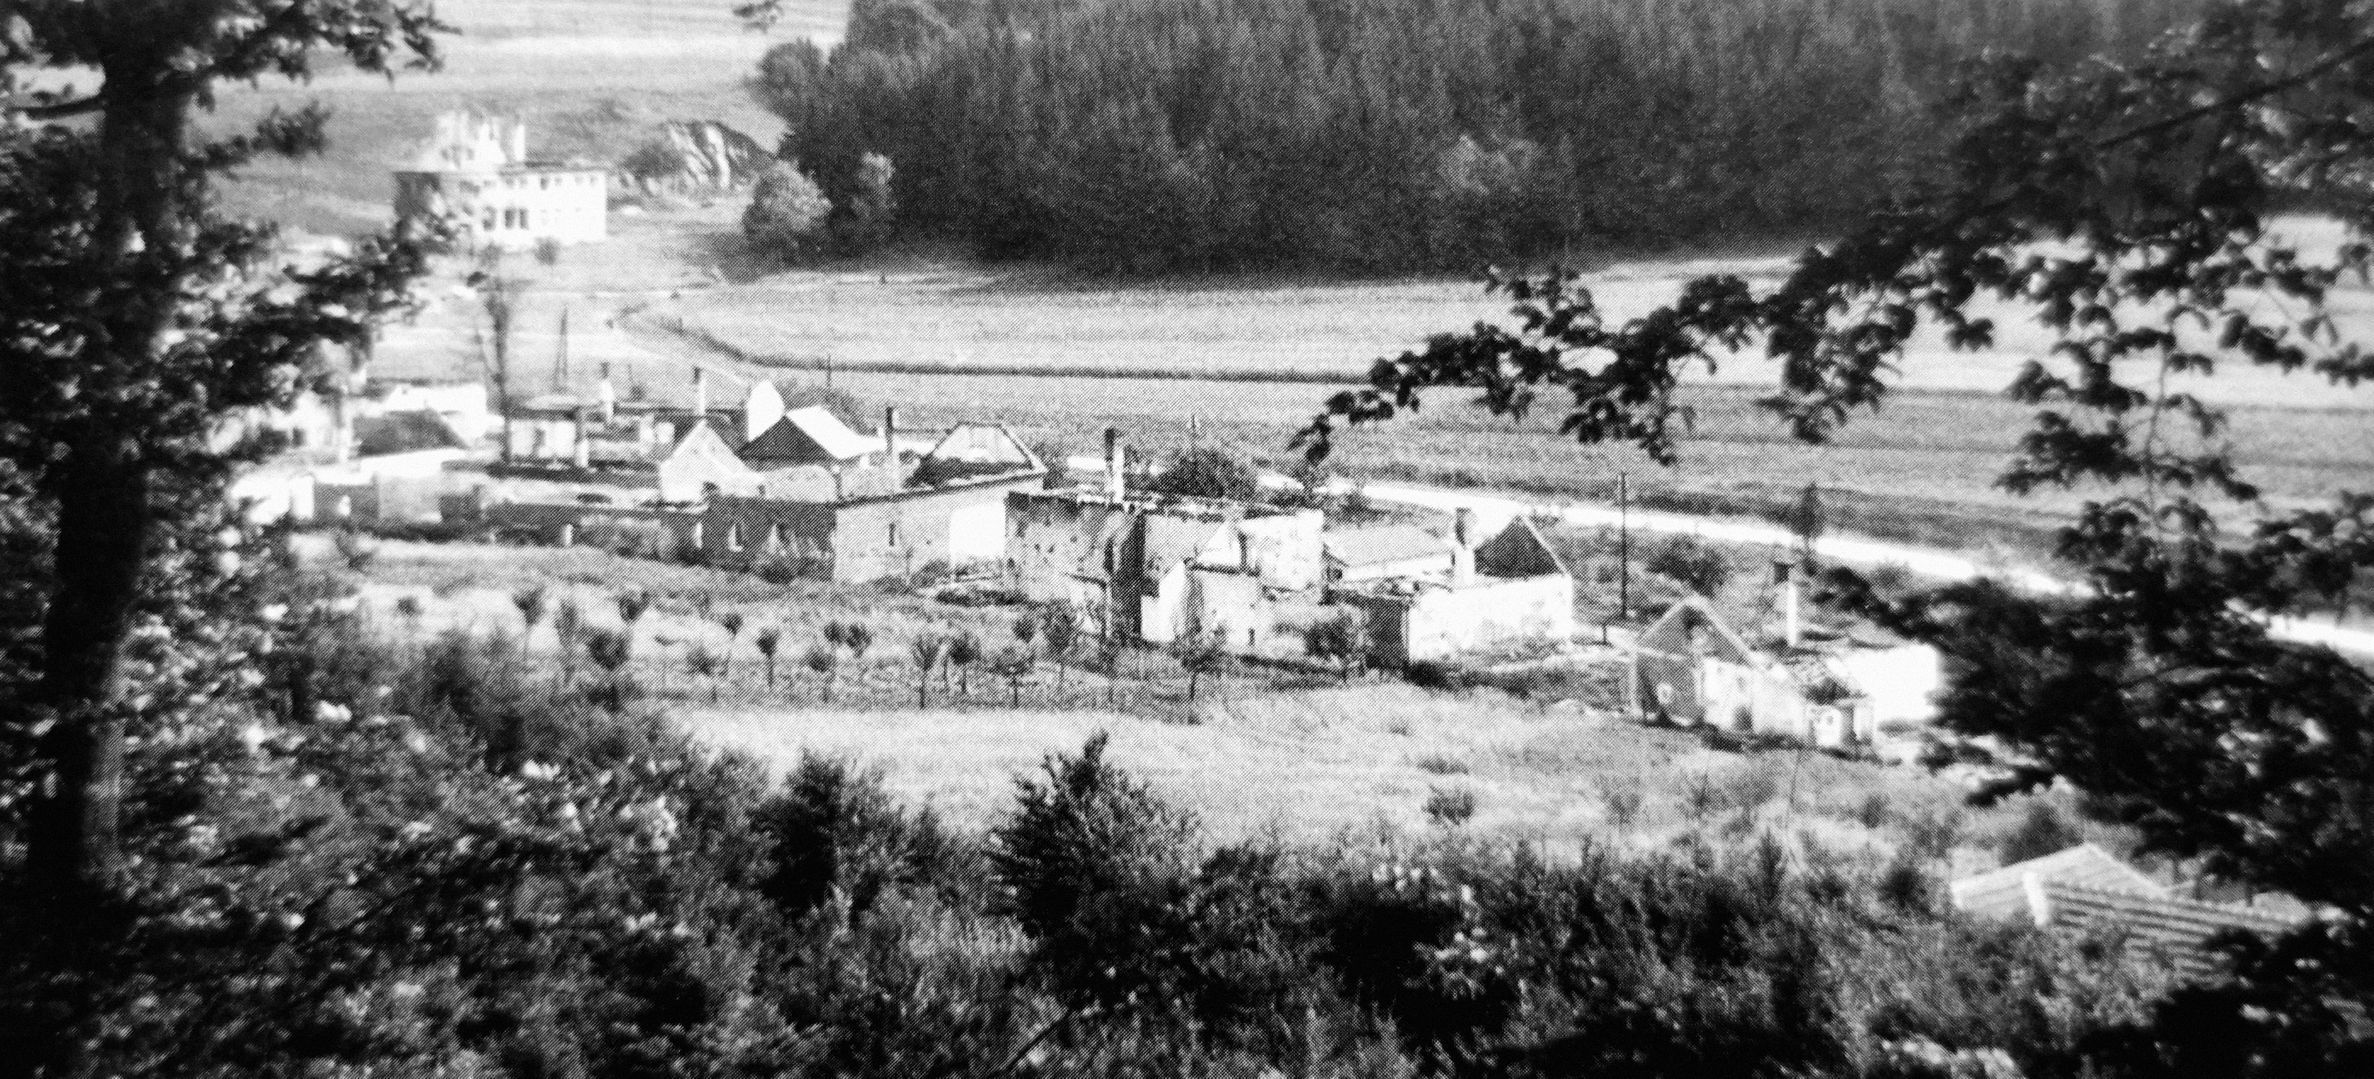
[15,0,2374,1072]
[202,107,2330,983]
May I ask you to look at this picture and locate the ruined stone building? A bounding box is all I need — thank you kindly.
[1627,568,1941,754]
[1330,511,1576,666]
[393,112,608,250]
[1005,430,1323,650]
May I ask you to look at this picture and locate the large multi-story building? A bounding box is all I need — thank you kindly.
[393,112,607,250]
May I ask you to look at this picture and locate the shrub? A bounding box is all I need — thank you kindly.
[1996,801,2083,865]
[991,732,1197,942]
[743,158,833,263]
[1646,535,1731,596]
[1423,787,1478,826]
[759,753,973,918]
[1143,446,1258,502]
[1602,781,1646,830]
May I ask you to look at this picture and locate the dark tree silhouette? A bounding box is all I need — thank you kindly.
[1,0,447,893]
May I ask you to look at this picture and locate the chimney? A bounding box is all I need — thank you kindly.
[1451,507,1477,585]
[883,405,901,490]
[1774,558,1802,649]
[596,362,617,423]
[1103,426,1124,503]
[691,367,708,418]
[572,410,591,469]
[506,117,527,165]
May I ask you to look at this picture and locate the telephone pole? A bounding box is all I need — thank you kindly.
[1617,471,1631,622]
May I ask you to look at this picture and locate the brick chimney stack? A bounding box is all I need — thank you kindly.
[1104,427,1125,503]
[1451,507,1477,585]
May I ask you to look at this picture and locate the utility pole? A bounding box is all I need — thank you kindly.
[1617,471,1631,622]
[554,306,570,393]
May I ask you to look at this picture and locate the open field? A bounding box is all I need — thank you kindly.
[327,536,2096,878]
[677,680,2111,884]
[652,223,2374,410]
[801,367,2374,549]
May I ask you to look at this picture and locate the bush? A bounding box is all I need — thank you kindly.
[1996,801,2083,865]
[991,732,1196,943]
[1646,535,1733,596]
[759,753,976,918]
[743,158,833,263]
[1142,446,1259,502]
[1423,787,1478,826]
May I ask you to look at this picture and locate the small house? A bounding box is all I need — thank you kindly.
[1629,581,1941,752]
[1331,511,1576,665]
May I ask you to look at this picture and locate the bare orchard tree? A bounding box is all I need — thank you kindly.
[910,633,945,707]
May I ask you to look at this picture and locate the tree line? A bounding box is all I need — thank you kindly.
[753,0,2201,273]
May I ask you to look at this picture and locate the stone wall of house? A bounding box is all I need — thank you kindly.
[1233,510,1324,591]
[1347,572,1576,666]
[1008,494,1134,603]
[706,473,1043,583]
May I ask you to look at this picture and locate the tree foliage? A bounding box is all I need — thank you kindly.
[742,159,834,264]
[0,0,447,892]
[1303,0,2374,1067]
[1145,446,1260,503]
[747,0,2198,273]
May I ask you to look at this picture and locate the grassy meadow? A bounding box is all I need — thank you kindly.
[679,680,2102,885]
[322,536,2121,889]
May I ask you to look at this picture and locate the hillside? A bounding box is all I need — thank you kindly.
[204,0,850,234]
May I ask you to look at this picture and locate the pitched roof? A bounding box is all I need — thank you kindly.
[918,423,1043,471]
[1473,516,1567,578]
[1324,524,1452,568]
[2038,882,2304,983]
[1635,594,1760,667]
[1951,843,2167,922]
[354,411,467,456]
[739,405,878,465]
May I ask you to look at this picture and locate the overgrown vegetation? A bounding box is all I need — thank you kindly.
[1302,0,2374,1067]
[0,550,2182,1073]
[750,0,2196,273]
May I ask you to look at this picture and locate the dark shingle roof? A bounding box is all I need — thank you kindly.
[2040,882,2303,983]
[354,411,466,456]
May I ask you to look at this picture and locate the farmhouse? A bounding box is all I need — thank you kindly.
[694,423,1046,582]
[1330,511,1576,665]
[1626,576,1942,753]
[393,112,607,250]
[490,419,1046,583]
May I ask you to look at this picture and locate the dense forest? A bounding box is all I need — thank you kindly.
[751,0,2203,273]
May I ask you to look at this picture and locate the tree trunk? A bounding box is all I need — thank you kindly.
[28,447,153,891]
[26,69,190,894]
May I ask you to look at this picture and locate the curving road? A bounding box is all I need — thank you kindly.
[1104,460,2374,659]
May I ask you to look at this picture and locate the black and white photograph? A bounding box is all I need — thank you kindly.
[3,0,2372,1074]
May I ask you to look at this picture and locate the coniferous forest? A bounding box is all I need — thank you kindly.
[753,0,2202,273]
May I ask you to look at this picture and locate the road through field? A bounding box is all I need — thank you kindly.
[1104,458,2374,658]
[1361,479,2374,658]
